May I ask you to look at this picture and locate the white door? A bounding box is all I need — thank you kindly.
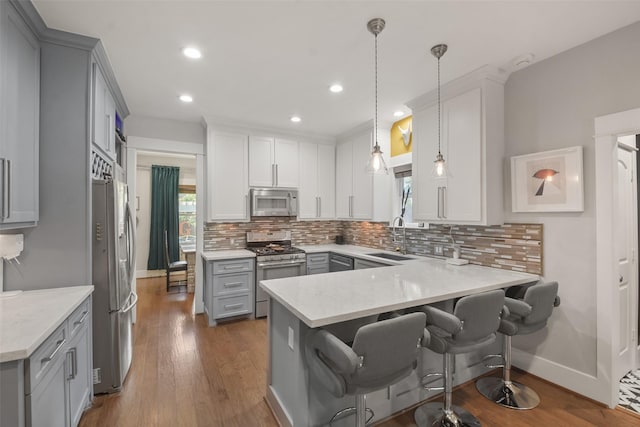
[616,144,637,381]
[335,141,353,219]
[316,144,335,219]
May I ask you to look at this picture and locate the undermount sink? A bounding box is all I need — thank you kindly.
[366,252,413,261]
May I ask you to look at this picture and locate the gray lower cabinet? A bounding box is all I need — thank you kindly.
[204,258,254,326]
[306,252,329,275]
[354,258,388,270]
[1,296,92,427]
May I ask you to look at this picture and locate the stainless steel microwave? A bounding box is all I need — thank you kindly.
[250,188,298,217]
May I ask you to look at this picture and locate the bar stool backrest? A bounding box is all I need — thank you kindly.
[350,312,426,391]
[522,281,559,325]
[452,289,505,343]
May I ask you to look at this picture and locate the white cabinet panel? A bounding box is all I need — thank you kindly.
[249,136,274,187]
[249,137,298,188]
[335,141,353,219]
[412,85,501,225]
[274,139,299,188]
[316,144,335,219]
[0,1,40,228]
[91,64,116,161]
[207,131,249,221]
[299,142,335,219]
[336,132,373,220]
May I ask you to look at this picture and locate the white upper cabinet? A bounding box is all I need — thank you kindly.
[207,130,249,221]
[335,130,373,220]
[92,63,116,161]
[0,0,40,229]
[249,136,299,188]
[298,142,335,219]
[409,67,506,225]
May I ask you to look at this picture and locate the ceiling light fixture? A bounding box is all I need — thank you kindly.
[431,43,448,178]
[365,18,388,175]
[182,47,202,59]
[179,94,193,103]
[393,111,404,117]
[290,116,301,123]
[329,84,343,93]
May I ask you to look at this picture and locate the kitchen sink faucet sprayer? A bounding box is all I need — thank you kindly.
[392,216,407,255]
[448,226,461,259]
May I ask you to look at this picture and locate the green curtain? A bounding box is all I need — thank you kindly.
[147,165,180,270]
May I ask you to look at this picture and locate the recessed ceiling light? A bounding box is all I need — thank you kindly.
[329,84,343,93]
[182,47,202,59]
[290,116,301,123]
[393,111,404,117]
[179,94,193,103]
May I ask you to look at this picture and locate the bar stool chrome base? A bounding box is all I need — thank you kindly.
[414,403,481,427]
[475,377,540,410]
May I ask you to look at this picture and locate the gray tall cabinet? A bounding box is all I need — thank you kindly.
[3,1,128,291]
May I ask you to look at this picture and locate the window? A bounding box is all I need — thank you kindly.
[395,165,412,224]
[179,185,196,244]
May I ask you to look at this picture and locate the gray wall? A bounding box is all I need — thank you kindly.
[5,42,92,290]
[125,115,205,145]
[504,21,640,376]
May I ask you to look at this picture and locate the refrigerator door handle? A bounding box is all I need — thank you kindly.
[125,201,137,286]
[121,291,138,314]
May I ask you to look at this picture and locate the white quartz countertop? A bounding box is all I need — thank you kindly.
[0,286,94,363]
[201,249,256,261]
[260,257,538,328]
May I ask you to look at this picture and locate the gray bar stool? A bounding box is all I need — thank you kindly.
[414,289,505,427]
[476,281,560,409]
[306,312,428,427]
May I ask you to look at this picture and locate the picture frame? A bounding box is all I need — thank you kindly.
[511,146,584,212]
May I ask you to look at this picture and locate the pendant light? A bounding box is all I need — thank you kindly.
[365,18,388,175]
[431,43,448,178]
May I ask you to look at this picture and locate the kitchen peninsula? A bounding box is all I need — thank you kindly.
[259,257,538,427]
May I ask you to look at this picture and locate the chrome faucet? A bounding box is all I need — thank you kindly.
[392,216,407,255]
[447,226,460,259]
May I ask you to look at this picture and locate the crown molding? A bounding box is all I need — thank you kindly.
[406,65,509,112]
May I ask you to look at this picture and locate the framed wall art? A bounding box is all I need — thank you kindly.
[511,146,584,212]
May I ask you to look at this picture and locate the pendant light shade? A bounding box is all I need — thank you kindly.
[365,18,388,175]
[431,43,449,178]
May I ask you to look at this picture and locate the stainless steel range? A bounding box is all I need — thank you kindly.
[247,231,306,318]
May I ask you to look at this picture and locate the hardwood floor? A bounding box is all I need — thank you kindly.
[80,277,639,427]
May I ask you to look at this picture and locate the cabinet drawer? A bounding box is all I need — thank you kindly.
[68,297,91,339]
[307,253,329,266]
[213,294,252,319]
[212,258,254,275]
[307,266,329,275]
[213,272,252,296]
[26,322,67,393]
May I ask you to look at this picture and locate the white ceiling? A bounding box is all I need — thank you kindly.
[33,1,640,138]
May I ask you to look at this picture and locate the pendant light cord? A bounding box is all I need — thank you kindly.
[374,33,378,149]
[437,55,441,156]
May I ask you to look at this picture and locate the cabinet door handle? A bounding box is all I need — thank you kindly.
[223,281,244,288]
[275,164,279,187]
[41,338,66,364]
[436,187,441,219]
[3,159,10,220]
[67,347,77,380]
[271,164,275,187]
[66,351,73,381]
[74,311,89,326]
[0,158,7,219]
[224,303,244,310]
[318,197,322,218]
[442,187,447,219]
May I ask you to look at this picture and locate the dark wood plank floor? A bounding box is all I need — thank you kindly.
[80,277,639,427]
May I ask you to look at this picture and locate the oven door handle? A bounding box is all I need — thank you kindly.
[257,260,307,268]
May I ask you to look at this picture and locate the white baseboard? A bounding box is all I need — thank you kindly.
[512,348,614,407]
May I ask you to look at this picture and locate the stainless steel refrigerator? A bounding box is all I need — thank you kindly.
[92,165,137,394]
